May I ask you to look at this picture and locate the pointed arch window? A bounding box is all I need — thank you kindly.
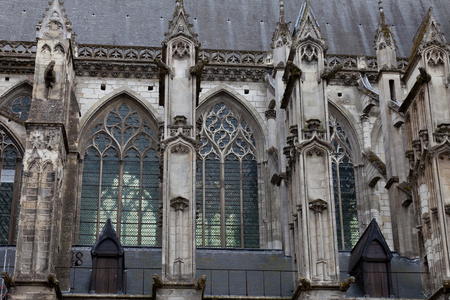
[0,128,22,245]
[78,102,160,246]
[330,116,359,250]
[196,102,259,248]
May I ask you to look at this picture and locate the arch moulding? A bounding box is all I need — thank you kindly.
[80,86,163,135]
[198,85,268,150]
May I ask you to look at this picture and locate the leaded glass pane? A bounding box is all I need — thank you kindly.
[204,156,221,247]
[79,101,160,245]
[225,154,241,247]
[242,157,259,248]
[196,159,203,246]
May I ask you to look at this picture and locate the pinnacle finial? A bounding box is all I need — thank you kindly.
[280,0,285,23]
[378,0,386,25]
[176,0,183,8]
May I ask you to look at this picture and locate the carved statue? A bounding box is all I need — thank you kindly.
[44,60,56,88]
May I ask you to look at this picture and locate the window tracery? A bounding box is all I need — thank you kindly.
[196,102,259,248]
[78,102,160,246]
[11,96,32,121]
[0,128,22,245]
[329,116,359,250]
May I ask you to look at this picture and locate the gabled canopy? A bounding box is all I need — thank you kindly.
[349,219,392,271]
[91,218,123,256]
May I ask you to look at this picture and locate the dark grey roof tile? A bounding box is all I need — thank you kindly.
[0,0,448,56]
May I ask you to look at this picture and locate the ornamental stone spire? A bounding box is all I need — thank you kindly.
[374,0,397,70]
[165,0,198,43]
[36,0,72,40]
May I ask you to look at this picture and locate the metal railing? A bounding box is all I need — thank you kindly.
[58,266,295,297]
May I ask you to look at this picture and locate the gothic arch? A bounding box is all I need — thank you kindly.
[0,80,33,101]
[328,101,363,164]
[0,123,25,156]
[195,93,265,248]
[80,87,162,135]
[328,102,364,250]
[76,94,161,246]
[0,80,33,123]
[198,85,268,159]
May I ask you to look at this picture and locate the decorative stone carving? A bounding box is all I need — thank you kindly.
[445,204,450,216]
[308,199,328,213]
[306,148,325,157]
[426,48,446,66]
[170,197,189,211]
[265,109,276,120]
[171,144,190,154]
[300,44,319,61]
[172,40,190,58]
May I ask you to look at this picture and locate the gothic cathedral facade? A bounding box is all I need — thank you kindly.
[0,0,449,299]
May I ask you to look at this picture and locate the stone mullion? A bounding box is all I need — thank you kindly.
[201,158,206,247]
[239,158,244,248]
[334,159,345,249]
[0,156,6,243]
[138,157,143,245]
[96,158,103,239]
[220,158,225,248]
[117,160,124,238]
[74,158,84,245]
[8,157,22,244]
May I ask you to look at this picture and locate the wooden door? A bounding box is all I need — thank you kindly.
[365,261,389,297]
[95,257,117,293]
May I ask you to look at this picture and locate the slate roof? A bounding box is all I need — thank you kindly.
[0,0,449,57]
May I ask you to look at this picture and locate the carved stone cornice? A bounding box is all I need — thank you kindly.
[201,66,267,82]
[0,57,35,74]
[73,61,158,79]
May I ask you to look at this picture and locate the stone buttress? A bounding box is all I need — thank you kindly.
[9,0,76,299]
[281,1,353,299]
[155,0,206,299]
[399,7,450,299]
[375,0,418,259]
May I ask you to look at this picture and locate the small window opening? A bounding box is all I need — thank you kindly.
[5,77,9,81]
[389,80,396,101]
[338,92,342,97]
[148,86,153,91]
[100,84,106,91]
[244,89,249,95]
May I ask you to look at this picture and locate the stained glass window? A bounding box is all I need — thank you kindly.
[11,96,31,121]
[196,102,259,248]
[0,128,22,245]
[79,103,160,246]
[330,116,359,250]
